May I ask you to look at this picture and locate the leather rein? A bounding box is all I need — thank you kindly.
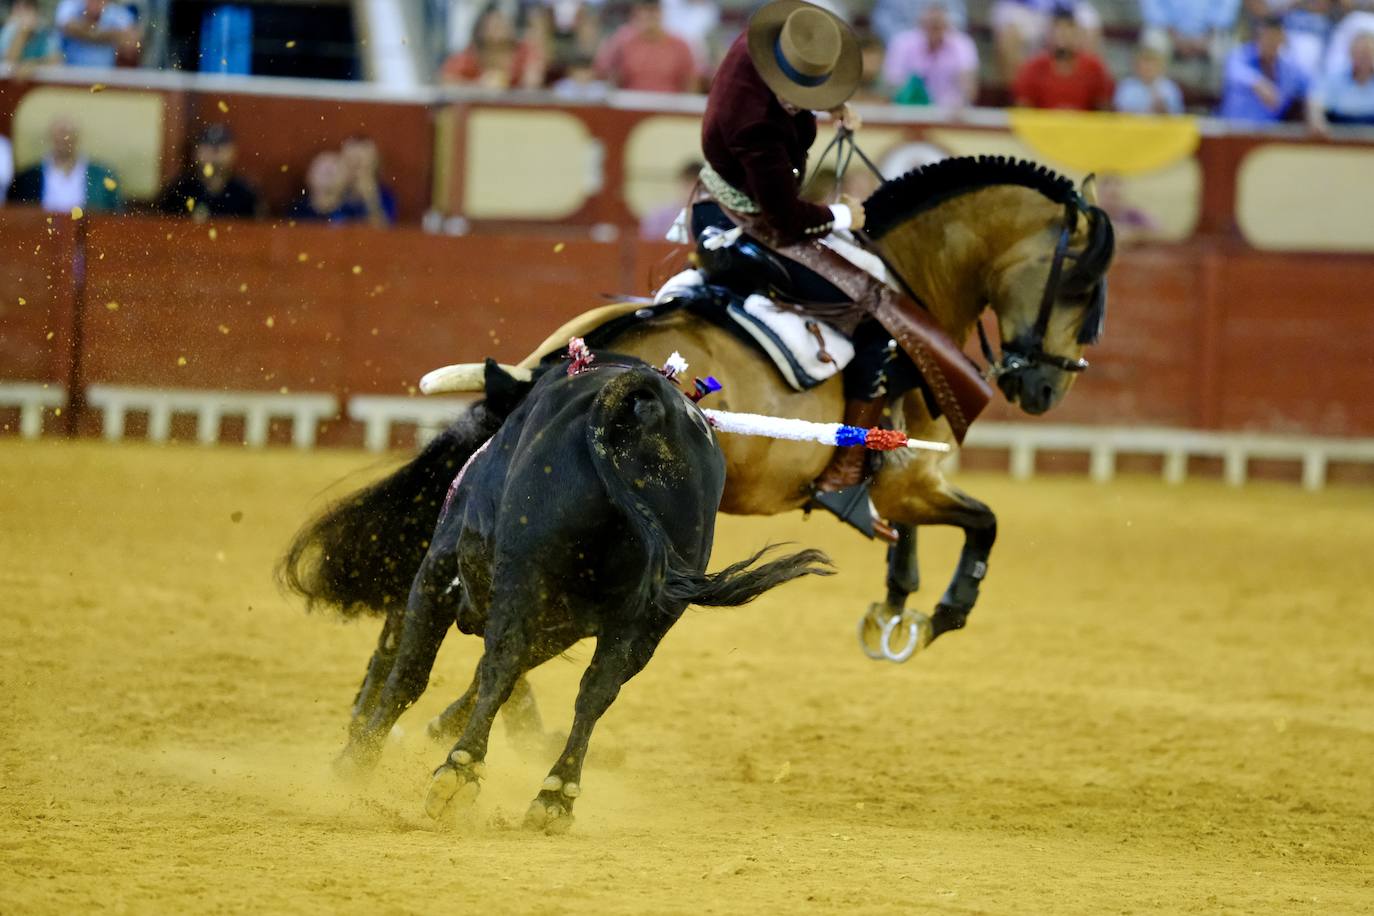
[820,128,1098,382]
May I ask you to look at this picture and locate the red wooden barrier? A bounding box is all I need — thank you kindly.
[2,210,1372,440]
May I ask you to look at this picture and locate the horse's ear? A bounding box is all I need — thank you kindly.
[1081,173,1099,207]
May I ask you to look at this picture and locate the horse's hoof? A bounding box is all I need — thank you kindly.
[857,603,931,663]
[424,764,482,822]
[524,796,574,834]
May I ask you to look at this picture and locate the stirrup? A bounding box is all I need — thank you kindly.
[809,483,897,543]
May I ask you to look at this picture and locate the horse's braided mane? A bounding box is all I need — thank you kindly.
[863,155,1078,240]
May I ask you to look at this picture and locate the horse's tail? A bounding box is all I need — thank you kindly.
[276,403,501,617]
[584,372,832,614]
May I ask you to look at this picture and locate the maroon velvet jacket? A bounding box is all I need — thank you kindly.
[701,34,835,245]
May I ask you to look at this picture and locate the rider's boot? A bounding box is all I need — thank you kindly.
[814,397,885,492]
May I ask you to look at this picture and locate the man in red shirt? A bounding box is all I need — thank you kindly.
[594,0,697,93]
[1012,9,1113,110]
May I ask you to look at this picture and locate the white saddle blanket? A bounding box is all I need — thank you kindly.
[654,270,854,391]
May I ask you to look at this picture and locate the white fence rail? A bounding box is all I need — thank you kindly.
[84,386,339,448]
[6,383,1373,490]
[957,423,1374,491]
[348,395,473,452]
[0,383,66,438]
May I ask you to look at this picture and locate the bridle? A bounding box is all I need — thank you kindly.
[815,129,1107,385]
[975,192,1106,381]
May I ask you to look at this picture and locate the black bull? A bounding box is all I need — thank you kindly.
[331,361,830,829]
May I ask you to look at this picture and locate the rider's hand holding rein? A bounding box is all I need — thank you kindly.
[828,103,862,132]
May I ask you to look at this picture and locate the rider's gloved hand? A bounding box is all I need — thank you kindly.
[838,194,866,232]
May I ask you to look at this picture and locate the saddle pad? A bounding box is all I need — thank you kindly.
[653,269,853,392]
[729,295,854,391]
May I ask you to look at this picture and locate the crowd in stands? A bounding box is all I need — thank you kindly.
[424,0,1374,127]
[2,0,1373,128]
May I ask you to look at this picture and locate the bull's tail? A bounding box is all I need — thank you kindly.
[276,403,501,617]
[663,544,833,608]
[584,374,831,614]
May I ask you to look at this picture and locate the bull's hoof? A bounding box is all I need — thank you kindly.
[424,754,484,822]
[523,795,575,834]
[333,740,382,783]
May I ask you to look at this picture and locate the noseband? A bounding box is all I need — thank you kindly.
[977,193,1104,379]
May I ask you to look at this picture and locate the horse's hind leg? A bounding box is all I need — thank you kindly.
[349,609,401,741]
[524,625,663,833]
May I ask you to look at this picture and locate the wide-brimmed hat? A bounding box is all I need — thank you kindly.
[747,0,861,111]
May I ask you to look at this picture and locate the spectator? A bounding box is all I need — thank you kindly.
[872,0,968,46]
[594,0,696,92]
[1,0,62,64]
[1252,0,1335,77]
[993,0,1102,81]
[551,53,610,98]
[337,136,397,227]
[662,0,719,71]
[156,124,262,220]
[1219,15,1308,120]
[1012,9,1114,110]
[55,0,140,68]
[854,32,890,102]
[1324,8,1374,80]
[287,151,348,221]
[1114,45,1186,113]
[1309,29,1374,127]
[439,7,547,89]
[883,1,979,109]
[8,116,121,213]
[1140,0,1242,73]
[541,0,605,76]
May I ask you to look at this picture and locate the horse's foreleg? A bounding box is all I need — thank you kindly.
[929,491,997,642]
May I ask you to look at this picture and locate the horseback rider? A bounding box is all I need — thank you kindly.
[694,0,993,494]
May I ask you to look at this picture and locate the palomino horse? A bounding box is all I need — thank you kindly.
[280,156,1114,748]
[427,156,1114,661]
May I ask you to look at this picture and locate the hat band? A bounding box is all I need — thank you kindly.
[773,37,830,88]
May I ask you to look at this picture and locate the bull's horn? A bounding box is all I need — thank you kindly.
[419,362,532,395]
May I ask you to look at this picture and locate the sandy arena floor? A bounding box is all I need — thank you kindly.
[1,440,1371,914]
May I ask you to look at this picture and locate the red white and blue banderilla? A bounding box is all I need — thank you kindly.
[648,347,950,455]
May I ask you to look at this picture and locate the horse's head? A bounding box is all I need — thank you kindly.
[985,177,1115,415]
[864,157,1116,417]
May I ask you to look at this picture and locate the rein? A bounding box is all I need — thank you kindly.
[811,129,1098,382]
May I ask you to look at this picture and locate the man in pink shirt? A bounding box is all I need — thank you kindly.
[595,0,698,93]
[882,2,980,108]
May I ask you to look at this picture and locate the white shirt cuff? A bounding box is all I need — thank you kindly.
[828,203,852,231]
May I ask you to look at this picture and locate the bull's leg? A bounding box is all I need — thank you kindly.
[424,617,574,822]
[336,588,453,777]
[348,609,401,741]
[524,626,663,834]
[425,670,478,743]
[426,672,559,759]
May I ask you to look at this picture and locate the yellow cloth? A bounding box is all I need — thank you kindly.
[1008,110,1200,177]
